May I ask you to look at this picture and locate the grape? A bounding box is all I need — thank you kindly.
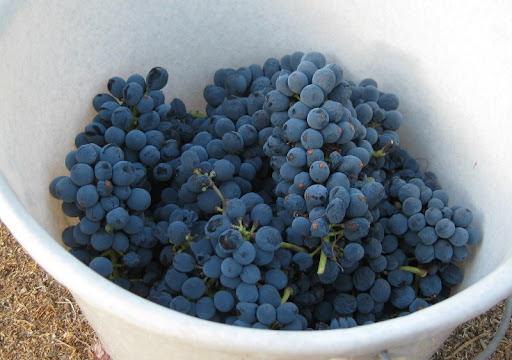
[466,227,482,245]
[387,269,413,288]
[264,90,290,113]
[181,277,205,300]
[343,217,370,241]
[352,266,376,291]
[238,264,260,285]
[397,184,420,203]
[339,155,363,178]
[390,285,415,309]
[309,161,330,183]
[304,184,328,208]
[344,243,365,262]
[435,218,456,238]
[408,213,427,232]
[76,184,99,208]
[277,303,299,325]
[258,284,281,308]
[126,188,151,211]
[355,103,373,125]
[425,207,443,226]
[333,294,357,316]
[204,85,228,107]
[312,67,336,94]
[202,256,223,279]
[170,296,192,314]
[296,61,318,82]
[221,257,243,278]
[415,244,435,263]
[235,302,257,324]
[388,213,408,236]
[292,253,313,271]
[325,198,346,224]
[288,101,311,121]
[449,227,469,246]
[255,226,282,252]
[301,52,326,68]
[144,67,168,91]
[300,84,324,108]
[70,163,95,186]
[250,204,273,226]
[452,207,473,227]
[218,229,243,253]
[106,207,129,230]
[89,257,113,277]
[318,260,340,284]
[196,297,216,320]
[347,192,368,218]
[257,304,277,325]
[173,253,196,273]
[361,85,379,102]
[306,108,330,130]
[287,71,309,94]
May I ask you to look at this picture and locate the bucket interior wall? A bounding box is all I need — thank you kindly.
[1,1,512,359]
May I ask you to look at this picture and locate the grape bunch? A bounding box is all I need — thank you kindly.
[49,51,481,330]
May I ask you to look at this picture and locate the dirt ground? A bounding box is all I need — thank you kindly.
[0,220,510,360]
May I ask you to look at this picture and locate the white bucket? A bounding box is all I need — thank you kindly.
[1,1,511,359]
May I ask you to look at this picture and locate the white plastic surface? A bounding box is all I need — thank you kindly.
[1,1,512,359]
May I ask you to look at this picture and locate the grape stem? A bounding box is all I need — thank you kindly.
[317,236,330,275]
[372,140,394,158]
[310,244,322,257]
[317,251,327,275]
[281,286,294,304]
[208,179,227,211]
[190,110,207,118]
[194,169,227,212]
[280,242,307,253]
[129,106,139,129]
[105,224,115,233]
[398,266,428,277]
[232,220,253,241]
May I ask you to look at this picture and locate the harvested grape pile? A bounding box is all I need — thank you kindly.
[49,51,481,330]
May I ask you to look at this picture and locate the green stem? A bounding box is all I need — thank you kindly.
[317,251,327,275]
[193,169,227,213]
[372,139,394,158]
[129,106,139,129]
[214,205,226,215]
[100,249,119,262]
[190,110,207,118]
[208,178,227,212]
[178,242,190,253]
[293,94,301,101]
[328,230,344,237]
[310,244,322,257]
[280,242,307,253]
[232,219,253,241]
[398,266,428,277]
[281,286,294,304]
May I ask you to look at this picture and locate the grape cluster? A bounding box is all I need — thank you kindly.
[49,51,481,330]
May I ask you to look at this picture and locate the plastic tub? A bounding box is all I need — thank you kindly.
[1,1,511,359]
